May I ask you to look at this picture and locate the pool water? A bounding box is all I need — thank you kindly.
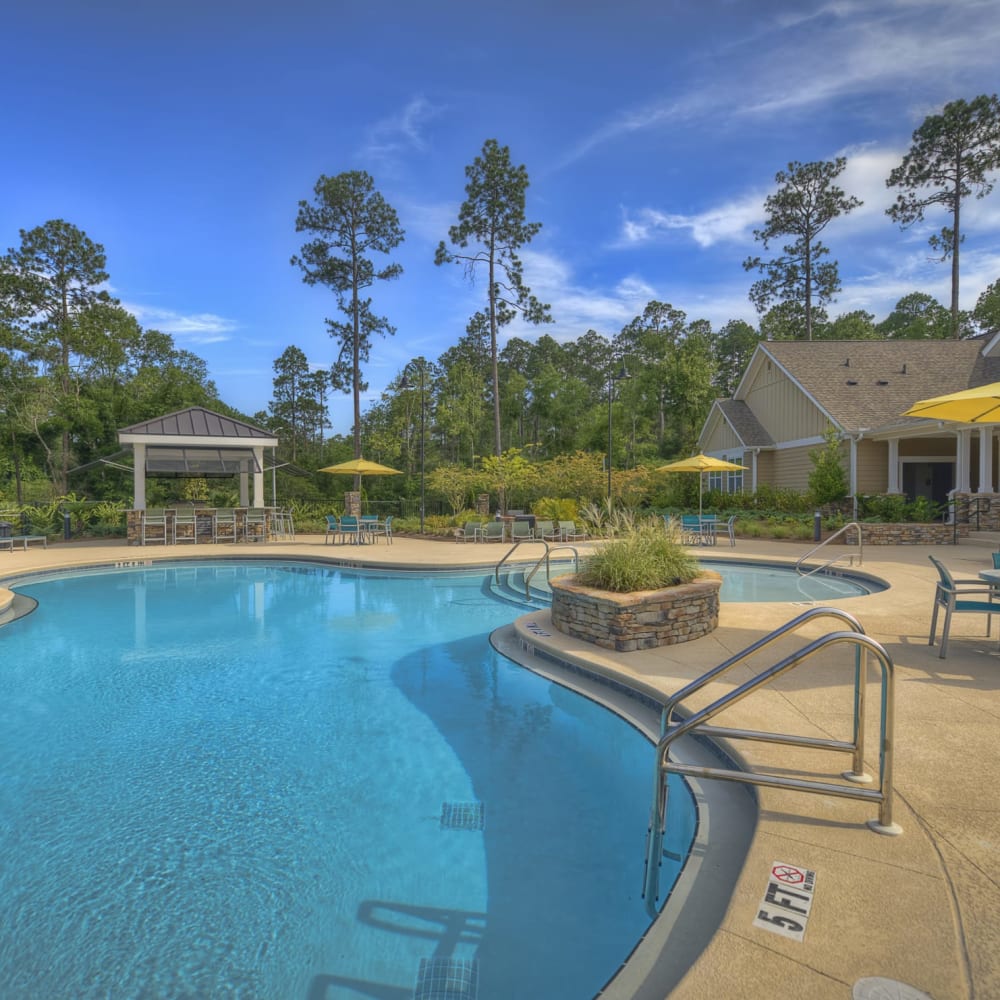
[0,562,696,1000]
[704,560,879,601]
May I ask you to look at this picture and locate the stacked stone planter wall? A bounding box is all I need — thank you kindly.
[833,523,964,545]
[549,572,722,652]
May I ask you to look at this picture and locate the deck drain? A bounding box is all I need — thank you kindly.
[414,957,479,1000]
[440,801,485,831]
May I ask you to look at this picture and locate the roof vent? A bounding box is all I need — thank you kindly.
[900,363,908,375]
[843,358,850,367]
[876,379,889,386]
[846,379,858,386]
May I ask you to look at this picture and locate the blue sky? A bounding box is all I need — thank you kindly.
[5,0,1000,432]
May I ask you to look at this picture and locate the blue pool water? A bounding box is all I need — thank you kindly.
[703,560,880,601]
[0,562,696,1000]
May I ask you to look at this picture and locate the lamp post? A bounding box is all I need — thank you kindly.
[400,361,428,534]
[607,363,630,500]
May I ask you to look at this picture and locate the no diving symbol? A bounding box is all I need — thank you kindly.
[772,864,805,885]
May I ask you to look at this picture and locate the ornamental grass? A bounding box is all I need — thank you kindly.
[577,523,700,593]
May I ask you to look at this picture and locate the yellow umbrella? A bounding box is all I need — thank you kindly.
[318,458,402,477]
[657,453,747,517]
[903,382,1000,424]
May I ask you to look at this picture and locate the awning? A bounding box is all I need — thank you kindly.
[144,446,262,478]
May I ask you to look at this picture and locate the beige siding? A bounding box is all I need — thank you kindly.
[755,450,775,486]
[857,439,888,494]
[703,418,742,452]
[744,361,830,441]
[770,445,815,492]
[899,436,955,457]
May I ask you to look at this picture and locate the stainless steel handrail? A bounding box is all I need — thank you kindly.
[795,521,863,576]
[660,606,867,760]
[523,544,580,599]
[642,619,899,913]
[494,539,531,584]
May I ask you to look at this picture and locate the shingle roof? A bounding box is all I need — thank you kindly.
[757,339,1000,433]
[118,407,274,440]
[715,399,775,447]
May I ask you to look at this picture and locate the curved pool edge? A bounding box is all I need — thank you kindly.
[492,621,758,999]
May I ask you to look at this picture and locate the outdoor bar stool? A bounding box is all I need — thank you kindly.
[214,508,238,542]
[141,508,173,545]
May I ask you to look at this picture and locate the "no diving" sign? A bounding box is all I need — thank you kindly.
[752,861,817,942]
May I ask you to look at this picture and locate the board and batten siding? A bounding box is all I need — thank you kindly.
[702,416,742,452]
[744,362,829,441]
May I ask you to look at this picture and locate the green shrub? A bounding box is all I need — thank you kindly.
[577,524,700,593]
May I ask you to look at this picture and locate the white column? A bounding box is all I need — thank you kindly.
[887,439,900,493]
[850,436,859,496]
[252,447,265,507]
[978,426,993,492]
[133,443,146,509]
[957,429,972,492]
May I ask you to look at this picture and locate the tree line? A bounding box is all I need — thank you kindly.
[2,94,999,506]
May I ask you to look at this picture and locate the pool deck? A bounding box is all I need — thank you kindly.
[2,532,998,1000]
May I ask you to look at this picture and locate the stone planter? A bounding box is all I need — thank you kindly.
[549,571,722,652]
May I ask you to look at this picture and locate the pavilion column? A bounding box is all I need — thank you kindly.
[978,426,993,492]
[133,443,146,509]
[887,439,900,493]
[252,447,265,507]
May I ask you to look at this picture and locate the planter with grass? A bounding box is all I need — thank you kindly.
[549,525,721,652]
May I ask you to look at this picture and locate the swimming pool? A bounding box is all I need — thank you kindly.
[0,562,697,999]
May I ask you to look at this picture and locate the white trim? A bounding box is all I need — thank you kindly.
[119,432,278,448]
[772,435,827,451]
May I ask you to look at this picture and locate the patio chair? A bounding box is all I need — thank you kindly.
[724,514,737,547]
[680,515,704,546]
[928,554,996,658]
[535,519,558,541]
[360,514,381,543]
[481,520,505,542]
[511,520,534,541]
[558,520,587,542]
[324,514,340,545]
[457,521,481,543]
[381,515,393,545]
[339,515,361,544]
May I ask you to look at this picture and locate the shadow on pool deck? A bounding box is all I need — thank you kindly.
[2,532,997,1000]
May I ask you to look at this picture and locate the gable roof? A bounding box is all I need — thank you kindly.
[118,406,275,440]
[742,339,1000,434]
[711,399,775,447]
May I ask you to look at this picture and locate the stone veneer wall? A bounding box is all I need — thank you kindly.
[549,572,722,652]
[836,523,965,545]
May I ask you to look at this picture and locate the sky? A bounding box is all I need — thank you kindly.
[4,0,1000,434]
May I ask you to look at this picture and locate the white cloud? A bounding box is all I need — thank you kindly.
[616,192,765,249]
[125,303,238,343]
[360,95,444,165]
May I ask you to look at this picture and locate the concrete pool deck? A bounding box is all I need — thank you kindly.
[1,532,997,1000]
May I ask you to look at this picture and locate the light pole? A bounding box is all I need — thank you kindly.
[607,364,630,500]
[400,361,428,533]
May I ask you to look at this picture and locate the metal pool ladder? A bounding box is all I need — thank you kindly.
[796,520,863,576]
[642,606,900,915]
[495,540,580,601]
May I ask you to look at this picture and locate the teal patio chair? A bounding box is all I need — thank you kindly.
[928,554,996,658]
